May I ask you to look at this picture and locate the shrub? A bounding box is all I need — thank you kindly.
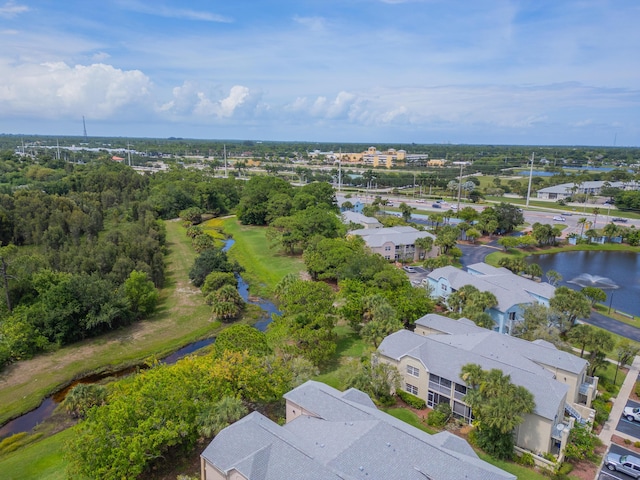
[625,438,632,445]
[592,397,612,426]
[635,441,640,448]
[635,381,640,398]
[397,389,426,409]
[557,462,573,475]
[426,403,451,428]
[518,452,535,467]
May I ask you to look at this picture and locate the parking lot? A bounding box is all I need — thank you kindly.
[599,444,640,480]
[616,400,640,438]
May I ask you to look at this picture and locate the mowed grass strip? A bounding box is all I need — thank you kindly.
[0,428,78,480]
[216,217,304,296]
[0,220,216,425]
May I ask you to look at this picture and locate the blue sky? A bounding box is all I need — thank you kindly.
[1,0,639,145]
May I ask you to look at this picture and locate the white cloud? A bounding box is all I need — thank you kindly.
[0,62,152,118]
[160,83,261,119]
[117,0,231,23]
[0,1,28,18]
[293,15,328,32]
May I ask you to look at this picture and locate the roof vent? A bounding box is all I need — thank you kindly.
[359,466,364,471]
[386,442,391,447]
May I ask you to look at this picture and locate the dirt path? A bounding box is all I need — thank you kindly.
[0,221,213,425]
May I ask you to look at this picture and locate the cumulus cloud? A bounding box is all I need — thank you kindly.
[0,1,28,18]
[0,62,152,118]
[160,83,261,119]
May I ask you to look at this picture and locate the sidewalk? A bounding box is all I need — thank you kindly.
[598,355,640,445]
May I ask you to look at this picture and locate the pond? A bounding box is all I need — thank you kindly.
[0,238,280,439]
[529,251,640,317]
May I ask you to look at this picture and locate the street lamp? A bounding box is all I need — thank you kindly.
[525,152,535,207]
[453,161,470,211]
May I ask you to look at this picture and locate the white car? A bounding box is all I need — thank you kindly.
[625,406,640,422]
[552,216,566,222]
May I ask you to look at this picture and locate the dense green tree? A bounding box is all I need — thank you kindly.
[123,270,159,319]
[201,271,238,295]
[303,236,364,280]
[492,203,525,233]
[236,176,293,225]
[581,286,606,307]
[213,324,271,357]
[189,248,239,287]
[550,286,591,331]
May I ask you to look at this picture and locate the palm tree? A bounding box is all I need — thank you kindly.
[592,207,600,229]
[577,217,587,236]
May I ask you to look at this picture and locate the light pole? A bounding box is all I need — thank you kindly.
[453,161,468,211]
[525,152,535,207]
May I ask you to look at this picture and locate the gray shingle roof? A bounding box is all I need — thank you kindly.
[202,381,515,480]
[379,315,586,420]
[428,263,556,311]
[350,226,435,248]
[340,211,382,227]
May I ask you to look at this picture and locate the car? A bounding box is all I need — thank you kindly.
[605,452,640,478]
[416,199,425,203]
[431,203,442,208]
[552,216,566,222]
[625,406,640,422]
[613,217,628,223]
[450,204,459,210]
[403,266,416,273]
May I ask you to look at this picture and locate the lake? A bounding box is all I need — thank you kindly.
[529,251,640,317]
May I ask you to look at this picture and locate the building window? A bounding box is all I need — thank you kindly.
[406,383,418,395]
[407,365,419,377]
[441,284,448,292]
[509,311,516,321]
[384,246,391,251]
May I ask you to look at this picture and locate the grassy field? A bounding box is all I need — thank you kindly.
[0,428,77,480]
[209,217,305,296]
[0,220,216,426]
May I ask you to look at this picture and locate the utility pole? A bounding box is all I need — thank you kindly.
[525,153,535,207]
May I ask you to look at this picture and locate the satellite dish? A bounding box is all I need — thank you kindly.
[556,424,564,432]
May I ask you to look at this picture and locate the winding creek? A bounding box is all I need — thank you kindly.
[0,238,280,440]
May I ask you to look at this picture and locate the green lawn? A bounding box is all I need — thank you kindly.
[211,217,305,296]
[0,428,78,480]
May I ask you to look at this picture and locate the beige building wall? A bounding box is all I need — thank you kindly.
[286,399,319,423]
[514,413,553,455]
[202,458,249,480]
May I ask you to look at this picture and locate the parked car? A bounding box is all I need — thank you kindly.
[605,452,640,478]
[625,406,640,422]
[552,216,566,222]
[403,266,416,273]
[612,217,628,223]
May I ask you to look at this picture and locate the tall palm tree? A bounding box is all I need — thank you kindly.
[577,217,587,236]
[592,207,600,229]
